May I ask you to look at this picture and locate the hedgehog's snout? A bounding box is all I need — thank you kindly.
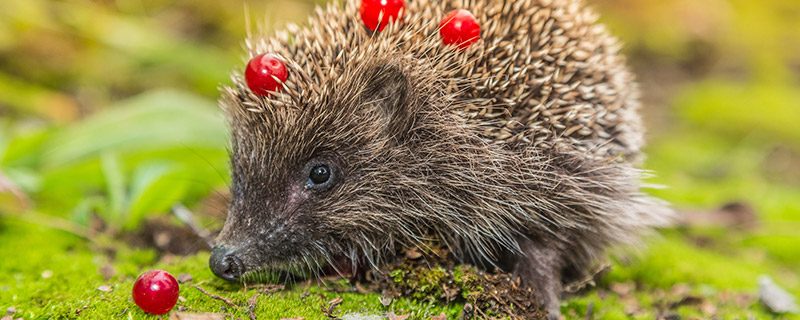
[209,245,245,281]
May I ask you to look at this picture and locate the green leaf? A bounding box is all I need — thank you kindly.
[1,126,51,168]
[100,152,126,227]
[69,195,105,227]
[2,167,41,194]
[124,161,189,230]
[44,89,228,167]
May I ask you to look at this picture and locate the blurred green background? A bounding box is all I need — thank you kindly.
[0,0,799,319]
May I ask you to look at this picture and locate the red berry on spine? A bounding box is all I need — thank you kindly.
[360,0,406,32]
[439,9,481,50]
[132,270,179,315]
[245,53,288,97]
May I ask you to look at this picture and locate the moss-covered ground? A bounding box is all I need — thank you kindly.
[3,211,798,319]
[1,0,799,319]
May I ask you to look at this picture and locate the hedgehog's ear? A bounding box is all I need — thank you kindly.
[360,63,412,139]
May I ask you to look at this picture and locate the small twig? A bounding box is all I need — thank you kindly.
[473,305,489,319]
[75,305,88,315]
[585,301,594,320]
[564,264,611,293]
[0,169,31,209]
[322,297,343,319]
[249,283,285,295]
[194,285,237,307]
[177,305,203,313]
[114,307,129,317]
[13,211,94,241]
[173,203,214,248]
[248,293,260,320]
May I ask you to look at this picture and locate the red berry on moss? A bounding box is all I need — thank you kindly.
[132,270,179,315]
[245,53,288,97]
[439,9,481,50]
[360,0,406,32]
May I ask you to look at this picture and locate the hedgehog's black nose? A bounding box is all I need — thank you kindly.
[209,245,244,281]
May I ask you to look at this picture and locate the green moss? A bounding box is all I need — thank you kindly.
[0,218,469,319]
[452,265,483,300]
[388,263,448,301]
[390,269,406,284]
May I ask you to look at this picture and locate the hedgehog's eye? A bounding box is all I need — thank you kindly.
[308,164,331,186]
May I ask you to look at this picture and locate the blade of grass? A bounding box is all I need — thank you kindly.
[100,152,126,228]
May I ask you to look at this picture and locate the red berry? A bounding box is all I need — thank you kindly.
[245,53,288,97]
[132,270,179,315]
[360,0,406,32]
[439,9,481,50]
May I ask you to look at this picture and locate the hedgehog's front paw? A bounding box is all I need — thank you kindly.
[512,238,564,319]
[537,286,562,320]
[545,303,561,320]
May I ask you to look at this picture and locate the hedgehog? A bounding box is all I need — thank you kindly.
[208,0,672,318]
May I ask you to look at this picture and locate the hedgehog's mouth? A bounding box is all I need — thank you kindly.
[237,253,360,284]
[210,232,362,283]
[238,263,313,284]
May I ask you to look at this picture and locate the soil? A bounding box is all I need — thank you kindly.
[364,246,547,320]
[123,217,212,256]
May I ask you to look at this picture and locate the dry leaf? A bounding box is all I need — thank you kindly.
[387,312,410,320]
[323,296,344,318]
[178,273,193,284]
[430,312,447,320]
[405,247,422,259]
[99,264,116,280]
[378,291,393,307]
[610,281,635,296]
[169,312,226,320]
[759,275,799,314]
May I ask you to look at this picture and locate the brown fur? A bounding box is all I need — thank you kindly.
[212,0,672,318]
